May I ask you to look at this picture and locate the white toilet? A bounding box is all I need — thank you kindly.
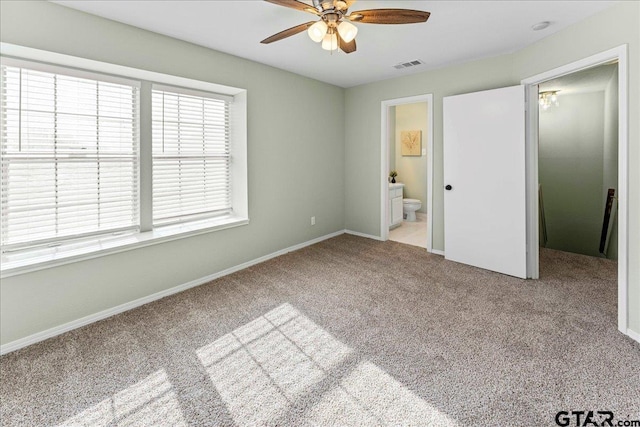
[403,199,422,222]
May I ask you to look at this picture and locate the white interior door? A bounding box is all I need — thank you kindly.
[443,85,527,278]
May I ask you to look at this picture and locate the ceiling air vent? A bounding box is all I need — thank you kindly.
[393,59,425,70]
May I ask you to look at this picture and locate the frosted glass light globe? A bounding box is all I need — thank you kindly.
[321,32,338,51]
[308,21,328,43]
[337,21,358,43]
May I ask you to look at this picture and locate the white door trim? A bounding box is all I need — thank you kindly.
[380,94,434,252]
[521,44,629,335]
[524,84,540,280]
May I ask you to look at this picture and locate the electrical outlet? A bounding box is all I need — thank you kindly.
[311,216,316,226]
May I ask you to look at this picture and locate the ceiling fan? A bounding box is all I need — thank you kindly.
[261,0,431,54]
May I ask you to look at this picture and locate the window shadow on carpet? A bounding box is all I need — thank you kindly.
[58,369,188,426]
[197,303,458,426]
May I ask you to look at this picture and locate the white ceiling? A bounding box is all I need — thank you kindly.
[53,0,617,88]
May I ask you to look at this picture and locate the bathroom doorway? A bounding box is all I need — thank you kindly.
[380,94,434,251]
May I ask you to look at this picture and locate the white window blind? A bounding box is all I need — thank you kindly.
[152,86,231,225]
[0,61,139,251]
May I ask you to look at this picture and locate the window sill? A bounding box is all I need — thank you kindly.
[0,215,249,279]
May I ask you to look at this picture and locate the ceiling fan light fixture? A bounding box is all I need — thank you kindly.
[308,20,328,42]
[321,32,338,51]
[337,21,358,43]
[262,0,431,55]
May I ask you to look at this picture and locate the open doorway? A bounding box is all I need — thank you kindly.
[380,94,434,252]
[537,62,619,259]
[522,45,629,336]
[388,102,428,248]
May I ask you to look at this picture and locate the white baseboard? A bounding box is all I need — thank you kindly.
[626,328,640,344]
[344,229,384,241]
[6,226,626,355]
[0,230,344,356]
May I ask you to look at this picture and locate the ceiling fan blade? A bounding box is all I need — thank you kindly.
[347,9,430,24]
[264,0,319,15]
[261,21,316,44]
[338,33,356,54]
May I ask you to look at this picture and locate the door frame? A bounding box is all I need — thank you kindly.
[380,94,434,252]
[521,45,629,334]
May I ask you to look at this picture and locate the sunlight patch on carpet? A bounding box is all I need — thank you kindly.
[58,370,187,426]
[197,303,457,426]
[307,361,458,426]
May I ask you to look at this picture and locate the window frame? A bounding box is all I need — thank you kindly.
[151,84,234,226]
[0,43,248,278]
[1,57,142,251]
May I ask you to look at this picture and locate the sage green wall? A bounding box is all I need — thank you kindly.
[345,53,516,247]
[0,1,345,345]
[539,92,605,257]
[603,69,619,260]
[345,2,639,333]
[395,103,428,213]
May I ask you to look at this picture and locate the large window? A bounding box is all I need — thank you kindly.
[1,61,139,251]
[0,53,247,274]
[152,86,232,225]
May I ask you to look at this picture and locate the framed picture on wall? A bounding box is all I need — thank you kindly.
[401,130,422,156]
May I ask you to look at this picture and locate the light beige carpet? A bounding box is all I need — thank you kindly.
[1,234,639,426]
